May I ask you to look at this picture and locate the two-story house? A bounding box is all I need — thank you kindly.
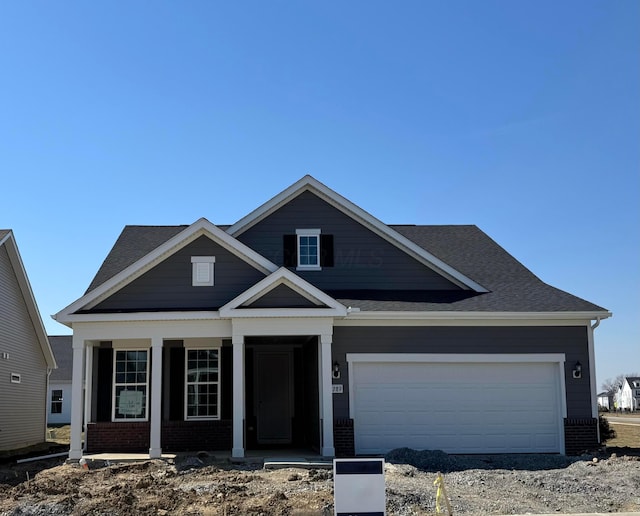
[53,176,610,459]
[617,377,640,411]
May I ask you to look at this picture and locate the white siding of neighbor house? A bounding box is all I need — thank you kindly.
[47,381,72,425]
[597,394,610,410]
[618,381,640,411]
[0,245,48,451]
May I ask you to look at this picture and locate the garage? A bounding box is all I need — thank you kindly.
[348,354,566,455]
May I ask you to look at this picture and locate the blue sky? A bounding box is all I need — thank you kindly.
[1,1,637,389]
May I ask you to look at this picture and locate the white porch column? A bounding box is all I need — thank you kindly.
[149,337,163,458]
[319,333,335,457]
[232,334,245,458]
[83,343,94,429]
[69,335,86,460]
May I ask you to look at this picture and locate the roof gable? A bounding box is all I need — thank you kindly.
[227,175,488,292]
[243,283,323,308]
[220,267,347,318]
[0,230,56,368]
[625,377,640,390]
[55,218,278,323]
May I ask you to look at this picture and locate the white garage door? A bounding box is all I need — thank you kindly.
[349,356,563,454]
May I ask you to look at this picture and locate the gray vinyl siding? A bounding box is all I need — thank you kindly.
[91,236,266,312]
[0,245,48,451]
[246,284,319,308]
[331,325,592,420]
[237,191,460,291]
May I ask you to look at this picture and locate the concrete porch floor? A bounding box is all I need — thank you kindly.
[76,448,333,469]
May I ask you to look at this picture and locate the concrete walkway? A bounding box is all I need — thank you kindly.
[72,452,176,463]
[607,416,640,425]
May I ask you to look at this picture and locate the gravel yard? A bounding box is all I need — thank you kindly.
[1,448,639,515]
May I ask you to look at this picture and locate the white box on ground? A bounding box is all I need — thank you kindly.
[333,458,385,516]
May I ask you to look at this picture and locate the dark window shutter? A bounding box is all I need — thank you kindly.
[320,234,334,267]
[96,348,113,422]
[221,346,233,420]
[169,347,184,421]
[283,234,297,267]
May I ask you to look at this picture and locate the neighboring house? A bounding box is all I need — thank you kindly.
[53,176,611,459]
[597,391,614,411]
[616,377,640,411]
[47,335,73,425]
[0,230,57,451]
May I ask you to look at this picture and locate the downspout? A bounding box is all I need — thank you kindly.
[45,367,53,441]
[589,317,601,442]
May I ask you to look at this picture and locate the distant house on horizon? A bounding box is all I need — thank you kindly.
[0,230,57,451]
[616,377,640,411]
[47,335,73,425]
[597,391,614,411]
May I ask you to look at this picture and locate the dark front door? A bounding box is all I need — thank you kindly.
[255,351,293,444]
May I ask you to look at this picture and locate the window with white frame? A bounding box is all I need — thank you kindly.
[185,348,220,419]
[113,350,148,420]
[51,389,63,414]
[296,229,321,269]
[191,256,215,286]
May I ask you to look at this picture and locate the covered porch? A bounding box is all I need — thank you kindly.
[68,317,336,460]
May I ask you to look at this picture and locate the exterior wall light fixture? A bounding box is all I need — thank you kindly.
[332,361,341,379]
[572,361,582,379]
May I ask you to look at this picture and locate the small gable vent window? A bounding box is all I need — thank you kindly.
[191,256,215,287]
[283,230,334,270]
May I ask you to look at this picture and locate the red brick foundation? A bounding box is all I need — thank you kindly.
[564,417,598,455]
[161,420,232,451]
[334,418,355,457]
[87,422,150,453]
[86,420,233,453]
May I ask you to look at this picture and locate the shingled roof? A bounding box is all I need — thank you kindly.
[87,225,187,293]
[48,335,72,382]
[83,223,606,314]
[333,224,606,312]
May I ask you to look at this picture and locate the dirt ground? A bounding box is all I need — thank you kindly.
[1,448,639,515]
[1,418,638,515]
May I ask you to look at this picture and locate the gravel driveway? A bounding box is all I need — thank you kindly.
[384,448,640,514]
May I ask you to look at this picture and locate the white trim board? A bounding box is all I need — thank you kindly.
[346,353,566,364]
[337,310,611,325]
